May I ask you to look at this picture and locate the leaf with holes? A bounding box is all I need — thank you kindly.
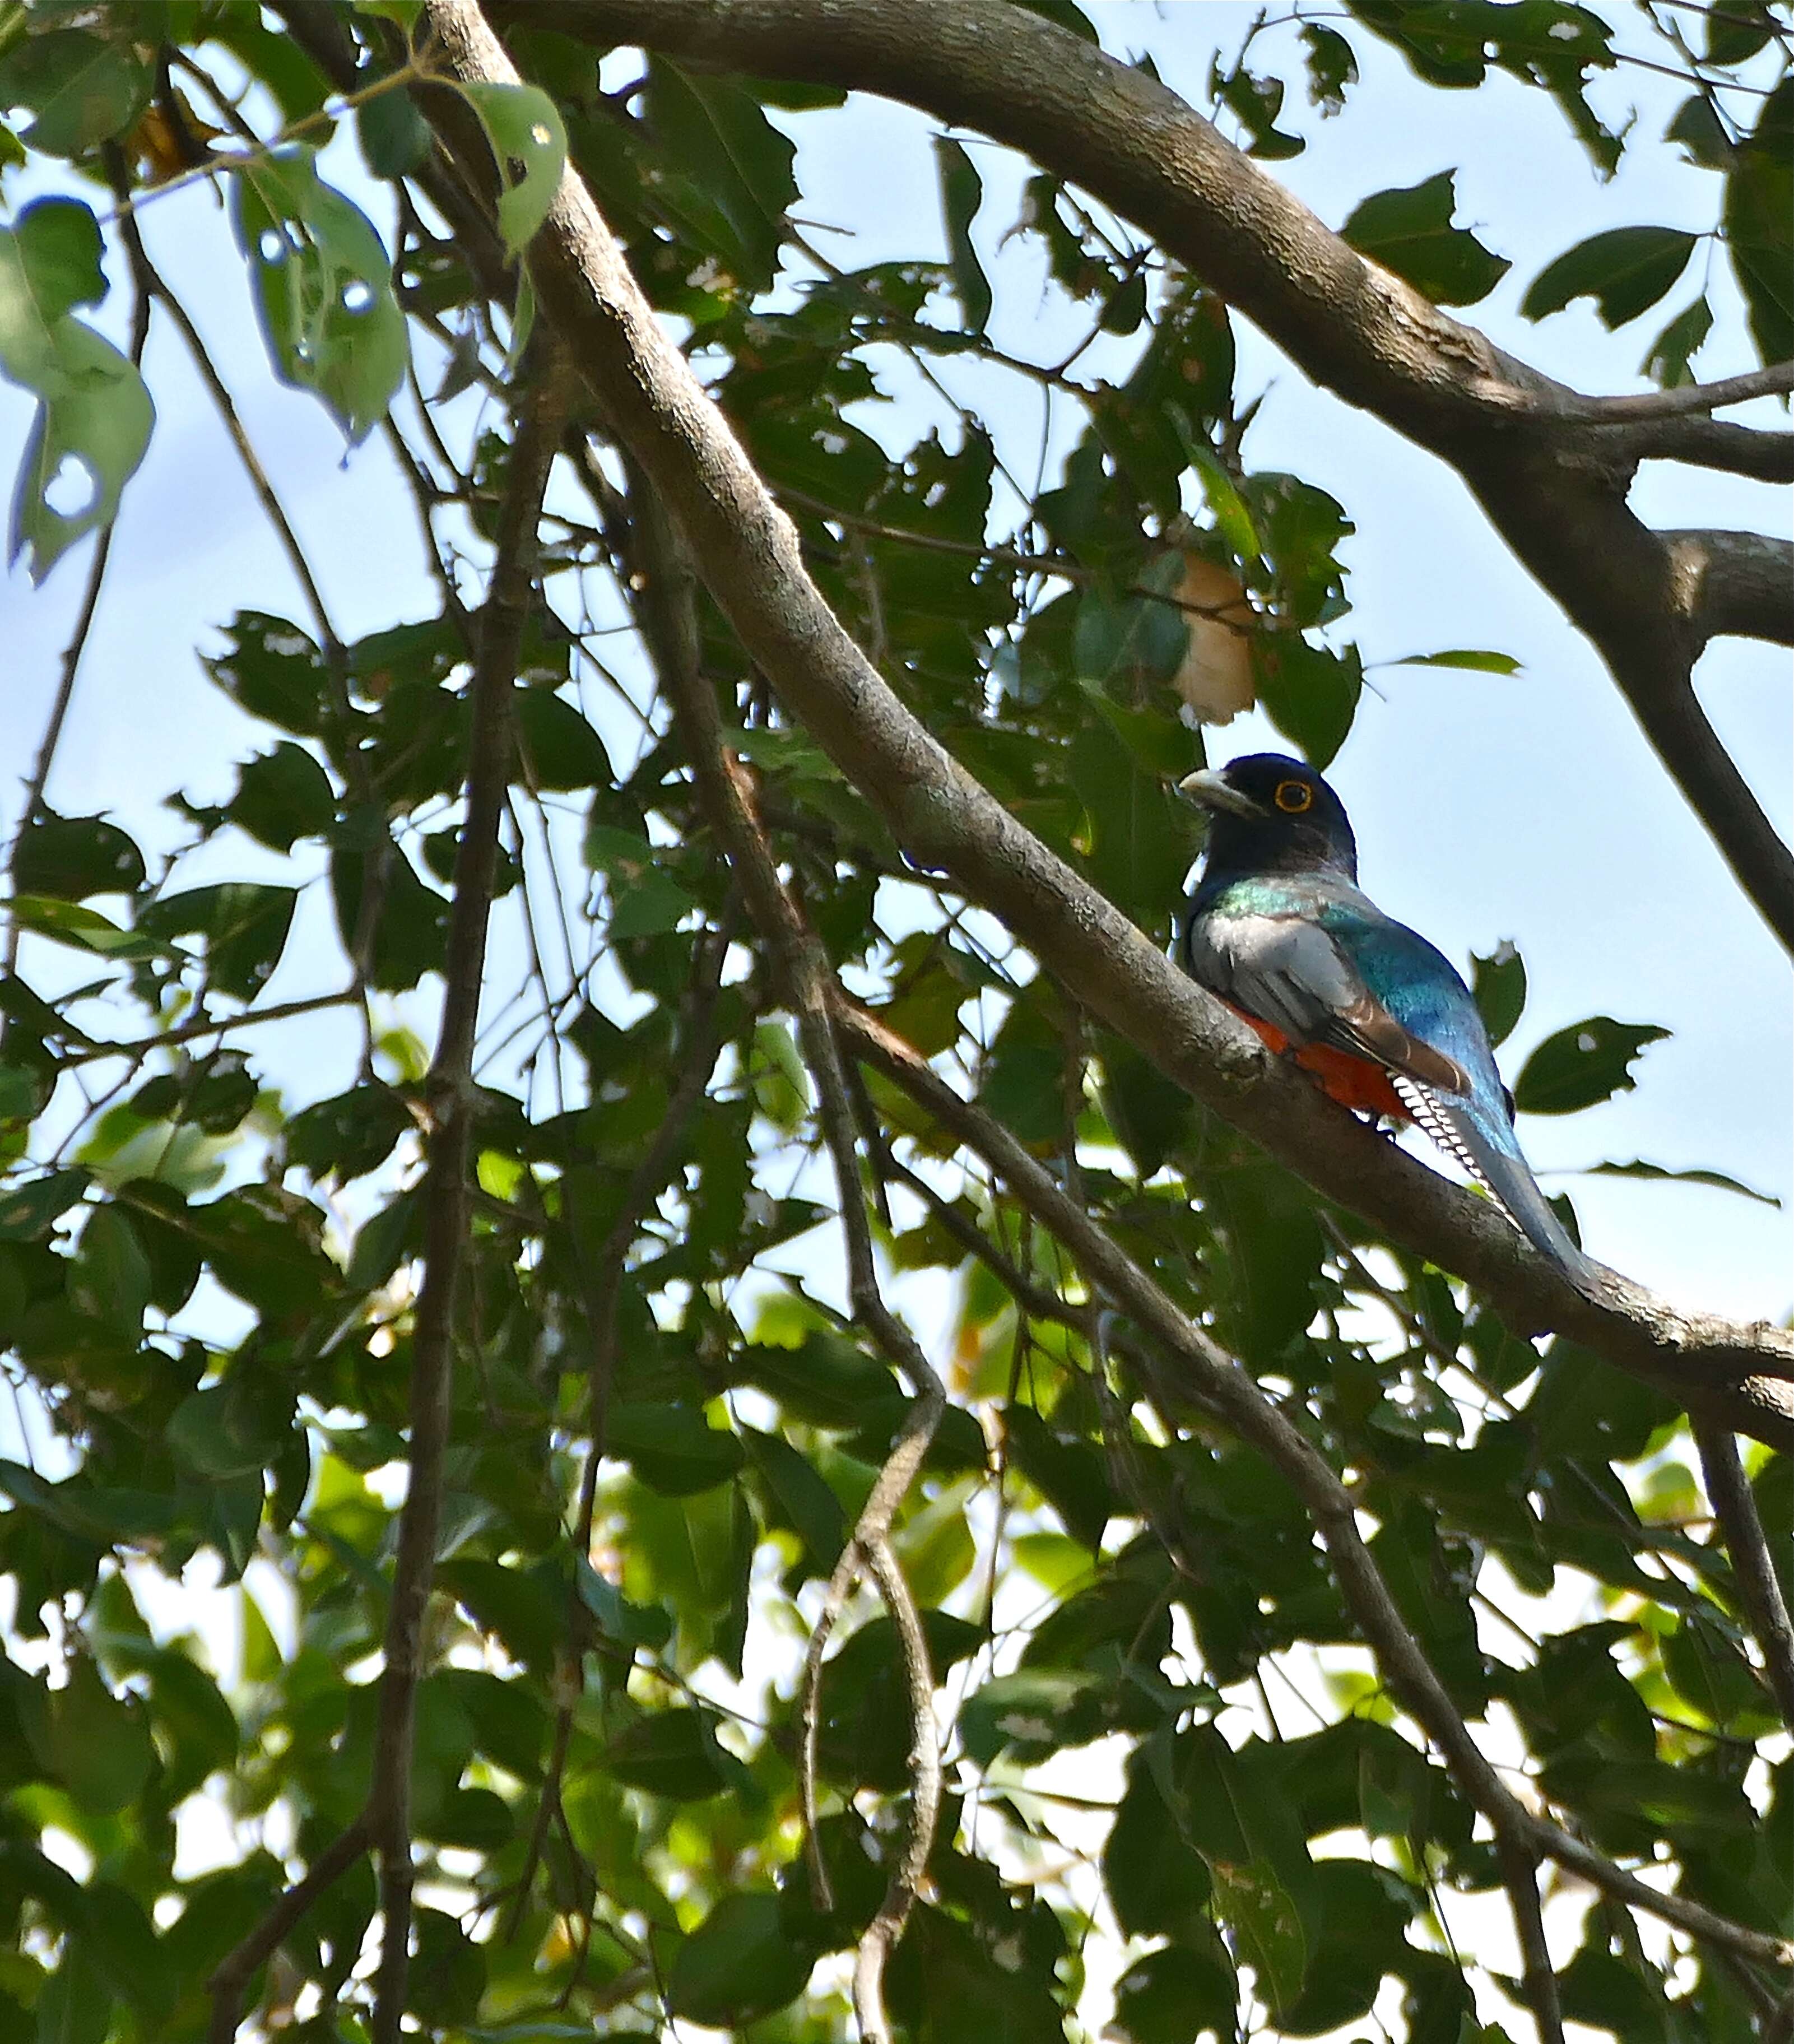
[230,146,408,444]
[1513,1016,1669,1115]
[457,81,568,256]
[0,204,154,583]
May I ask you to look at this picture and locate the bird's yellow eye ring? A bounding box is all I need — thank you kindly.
[1274,779,1313,814]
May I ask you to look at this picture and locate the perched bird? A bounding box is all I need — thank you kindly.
[1178,752,1595,1291]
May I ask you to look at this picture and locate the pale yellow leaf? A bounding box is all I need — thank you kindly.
[1170,554,1256,726]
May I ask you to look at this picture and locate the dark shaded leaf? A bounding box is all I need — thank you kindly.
[1470,941,1526,1049]
[1521,225,1697,328]
[1343,170,1509,304]
[1513,1016,1668,1115]
[935,136,992,333]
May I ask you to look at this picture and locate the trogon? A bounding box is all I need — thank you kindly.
[1177,752,1595,1292]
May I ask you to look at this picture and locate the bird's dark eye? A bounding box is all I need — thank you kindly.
[1274,779,1313,814]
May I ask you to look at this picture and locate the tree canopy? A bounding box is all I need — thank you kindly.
[0,3,1790,2042]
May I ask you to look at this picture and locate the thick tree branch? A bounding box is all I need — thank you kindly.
[1663,531,1794,648]
[499,0,1794,952]
[368,363,565,2042]
[412,0,1794,1449]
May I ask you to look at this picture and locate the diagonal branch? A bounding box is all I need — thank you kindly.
[497,0,1794,953]
[833,990,1792,1978]
[410,0,1794,1451]
[367,360,566,2043]
[206,1814,375,2044]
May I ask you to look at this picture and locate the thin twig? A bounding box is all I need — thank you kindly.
[206,1812,374,2044]
[1694,1421,1794,1729]
[1499,1839,1567,2044]
[1561,360,1794,419]
[368,359,566,2042]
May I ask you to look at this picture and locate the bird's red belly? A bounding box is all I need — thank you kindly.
[1225,1003,1410,1121]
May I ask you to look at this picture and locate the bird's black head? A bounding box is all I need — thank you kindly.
[1178,752,1358,882]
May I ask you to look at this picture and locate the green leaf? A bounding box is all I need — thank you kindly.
[1389,647,1522,674]
[1521,225,1698,329]
[1104,1746,1212,1940]
[1513,1016,1669,1115]
[12,811,145,899]
[1725,80,1794,363]
[1186,438,1262,560]
[1110,1935,1238,2044]
[139,882,298,1000]
[1253,635,1361,768]
[285,1084,413,1183]
[230,742,337,852]
[1214,59,1304,160]
[0,30,148,157]
[1302,22,1359,113]
[231,145,408,444]
[457,81,569,256]
[33,1946,112,2044]
[3,199,106,322]
[606,1707,739,1799]
[1470,941,1526,1049]
[207,612,331,735]
[27,1658,156,1814]
[357,83,433,180]
[7,895,162,959]
[935,136,992,333]
[0,210,155,583]
[513,687,613,790]
[666,1891,815,2027]
[1342,170,1510,305]
[607,1402,745,1495]
[1585,1158,1780,1207]
[741,1425,845,1572]
[959,1666,1110,1765]
[1211,1857,1308,2015]
[1640,295,1713,388]
[69,1205,151,1340]
[607,868,699,941]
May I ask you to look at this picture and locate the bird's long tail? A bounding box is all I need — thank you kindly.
[1390,1076,1600,1295]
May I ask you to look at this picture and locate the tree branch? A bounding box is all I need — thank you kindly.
[1694,1423,1794,1731]
[618,457,944,2037]
[1556,357,1794,419]
[206,1814,374,2044]
[410,0,1794,1450]
[1663,531,1794,648]
[367,361,565,2042]
[498,0,1794,953]
[834,990,1793,1976]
